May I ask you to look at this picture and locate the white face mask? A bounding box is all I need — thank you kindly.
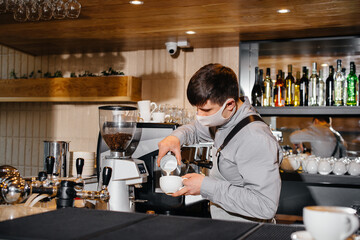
[196,99,236,127]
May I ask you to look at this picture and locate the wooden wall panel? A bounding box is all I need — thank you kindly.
[0,44,239,176]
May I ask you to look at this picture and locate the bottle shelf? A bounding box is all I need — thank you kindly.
[256,106,360,116]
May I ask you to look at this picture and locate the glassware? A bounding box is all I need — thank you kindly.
[65,0,81,18]
[263,68,272,107]
[251,67,263,107]
[14,0,27,22]
[26,1,41,21]
[309,62,319,106]
[334,59,345,106]
[53,0,66,19]
[285,65,295,106]
[40,0,53,20]
[0,0,7,13]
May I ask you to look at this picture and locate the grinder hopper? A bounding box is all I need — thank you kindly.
[99,106,138,159]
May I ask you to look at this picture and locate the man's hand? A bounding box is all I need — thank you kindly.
[157,135,181,166]
[172,173,205,197]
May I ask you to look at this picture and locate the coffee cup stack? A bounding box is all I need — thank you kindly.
[137,100,157,122]
[70,151,95,177]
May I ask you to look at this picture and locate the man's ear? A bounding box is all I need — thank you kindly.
[226,98,236,110]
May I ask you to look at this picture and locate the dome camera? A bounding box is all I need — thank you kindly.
[165,42,178,55]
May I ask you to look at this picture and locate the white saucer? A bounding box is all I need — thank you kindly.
[291,231,314,240]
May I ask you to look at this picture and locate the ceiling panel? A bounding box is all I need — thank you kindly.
[0,0,359,55]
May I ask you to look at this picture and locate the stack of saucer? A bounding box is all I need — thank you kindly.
[69,151,96,177]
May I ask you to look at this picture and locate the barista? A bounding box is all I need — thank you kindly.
[157,63,282,223]
[289,116,347,158]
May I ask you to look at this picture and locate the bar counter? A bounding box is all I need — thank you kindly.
[0,208,306,240]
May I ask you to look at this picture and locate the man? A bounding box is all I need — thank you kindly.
[290,117,347,158]
[157,63,282,222]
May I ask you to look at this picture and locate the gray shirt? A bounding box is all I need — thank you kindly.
[290,124,346,158]
[171,97,282,221]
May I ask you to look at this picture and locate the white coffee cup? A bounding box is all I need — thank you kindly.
[303,206,359,240]
[333,161,347,175]
[152,112,165,123]
[139,111,151,122]
[137,100,157,113]
[280,155,300,172]
[160,176,183,194]
[348,161,360,176]
[317,159,333,175]
[306,157,318,174]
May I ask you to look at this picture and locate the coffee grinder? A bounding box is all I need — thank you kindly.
[98,106,148,212]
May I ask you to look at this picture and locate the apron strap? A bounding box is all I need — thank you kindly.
[216,115,265,155]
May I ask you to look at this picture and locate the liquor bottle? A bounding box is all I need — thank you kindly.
[342,67,348,104]
[274,70,285,107]
[318,68,325,106]
[251,67,263,106]
[271,72,276,107]
[309,62,319,106]
[259,69,264,95]
[285,65,294,106]
[300,67,309,106]
[334,59,345,106]
[347,62,358,106]
[294,71,301,107]
[358,74,360,106]
[263,68,272,107]
[326,65,335,106]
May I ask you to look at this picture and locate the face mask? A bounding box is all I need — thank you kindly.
[196,99,236,127]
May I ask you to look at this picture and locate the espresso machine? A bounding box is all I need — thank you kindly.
[97,114,214,216]
[98,106,150,212]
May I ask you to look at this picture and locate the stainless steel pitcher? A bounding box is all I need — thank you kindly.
[43,141,70,177]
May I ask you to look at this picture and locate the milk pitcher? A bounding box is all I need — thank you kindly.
[43,141,70,177]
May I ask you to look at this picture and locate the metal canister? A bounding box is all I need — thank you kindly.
[43,141,70,177]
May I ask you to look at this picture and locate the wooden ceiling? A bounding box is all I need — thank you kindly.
[0,0,360,56]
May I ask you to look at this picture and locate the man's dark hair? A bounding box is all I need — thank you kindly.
[186,63,239,106]
[313,116,331,124]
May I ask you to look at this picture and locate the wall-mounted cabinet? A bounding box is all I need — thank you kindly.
[0,76,142,102]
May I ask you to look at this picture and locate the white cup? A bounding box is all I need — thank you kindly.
[152,112,166,123]
[137,100,157,114]
[160,176,183,195]
[333,161,347,175]
[317,159,333,175]
[280,155,300,172]
[139,111,151,122]
[348,161,360,176]
[306,158,318,174]
[303,206,359,240]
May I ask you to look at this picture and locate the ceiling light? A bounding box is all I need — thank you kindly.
[277,9,290,14]
[129,1,144,5]
[186,31,196,35]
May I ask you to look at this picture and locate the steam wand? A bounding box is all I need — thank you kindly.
[56,167,112,208]
[74,158,85,191]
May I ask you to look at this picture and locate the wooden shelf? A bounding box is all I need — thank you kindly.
[0,76,142,102]
[256,106,360,117]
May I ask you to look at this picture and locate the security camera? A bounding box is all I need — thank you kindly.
[165,42,178,55]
